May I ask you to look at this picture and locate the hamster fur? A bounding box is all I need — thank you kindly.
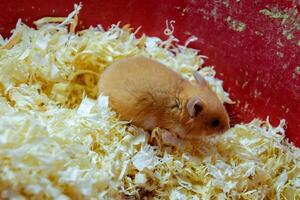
[98,56,230,140]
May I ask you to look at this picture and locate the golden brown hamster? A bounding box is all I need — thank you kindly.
[98,56,230,140]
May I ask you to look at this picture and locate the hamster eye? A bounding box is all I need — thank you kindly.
[211,119,220,127]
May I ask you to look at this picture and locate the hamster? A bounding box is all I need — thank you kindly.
[98,56,230,140]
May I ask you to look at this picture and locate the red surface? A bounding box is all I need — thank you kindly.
[0,0,299,146]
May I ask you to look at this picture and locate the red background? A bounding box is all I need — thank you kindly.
[0,0,299,146]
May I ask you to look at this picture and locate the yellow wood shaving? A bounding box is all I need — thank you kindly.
[0,31,22,50]
[34,17,67,26]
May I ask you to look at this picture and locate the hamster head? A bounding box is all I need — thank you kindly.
[170,71,230,140]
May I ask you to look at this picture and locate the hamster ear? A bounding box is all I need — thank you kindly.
[187,97,203,118]
[193,71,208,87]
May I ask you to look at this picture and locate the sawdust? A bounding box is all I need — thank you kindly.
[225,16,246,32]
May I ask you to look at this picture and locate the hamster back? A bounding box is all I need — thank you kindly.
[99,56,184,130]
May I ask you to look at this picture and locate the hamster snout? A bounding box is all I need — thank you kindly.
[98,56,230,140]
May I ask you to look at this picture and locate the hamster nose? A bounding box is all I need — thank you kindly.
[224,121,230,130]
[220,123,230,133]
[216,121,230,134]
